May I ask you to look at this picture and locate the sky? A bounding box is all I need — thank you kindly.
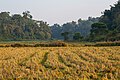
[0,0,118,25]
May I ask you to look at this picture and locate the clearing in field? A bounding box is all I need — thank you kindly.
[0,47,120,80]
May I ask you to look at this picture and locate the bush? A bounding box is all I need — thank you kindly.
[8,41,68,47]
[49,41,67,47]
[95,41,120,46]
[11,43,24,47]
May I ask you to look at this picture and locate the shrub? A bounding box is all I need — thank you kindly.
[49,41,67,47]
[95,41,120,46]
[11,43,24,47]
[0,41,68,47]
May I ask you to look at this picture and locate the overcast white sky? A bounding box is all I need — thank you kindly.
[0,0,118,25]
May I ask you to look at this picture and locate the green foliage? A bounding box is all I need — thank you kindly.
[0,11,51,41]
[61,32,69,41]
[50,24,63,40]
[90,22,108,41]
[51,17,99,40]
[97,1,120,41]
[91,22,107,29]
[73,32,83,41]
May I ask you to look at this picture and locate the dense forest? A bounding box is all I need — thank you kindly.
[51,17,99,40]
[51,0,120,42]
[0,11,51,41]
[0,1,120,42]
[90,1,120,41]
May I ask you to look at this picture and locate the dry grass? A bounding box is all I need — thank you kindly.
[0,47,120,79]
[0,41,68,47]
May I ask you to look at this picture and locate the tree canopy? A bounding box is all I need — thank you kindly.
[0,11,51,41]
[51,17,99,40]
[89,0,120,41]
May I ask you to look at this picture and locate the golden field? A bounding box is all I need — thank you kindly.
[0,47,120,80]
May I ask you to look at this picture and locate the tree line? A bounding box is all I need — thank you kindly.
[0,0,120,42]
[51,0,120,42]
[0,11,51,41]
[90,0,120,41]
[51,17,99,41]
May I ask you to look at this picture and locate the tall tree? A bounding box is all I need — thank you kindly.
[61,32,69,41]
[97,0,120,41]
[51,17,99,40]
[90,22,108,41]
[73,32,83,41]
[0,11,51,41]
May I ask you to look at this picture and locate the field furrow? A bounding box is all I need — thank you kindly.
[0,47,119,80]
